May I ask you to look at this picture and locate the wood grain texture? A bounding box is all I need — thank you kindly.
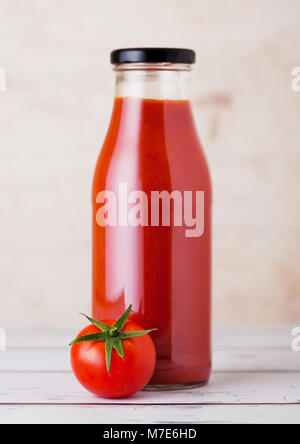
[0,404,299,425]
[6,325,294,348]
[1,350,300,373]
[0,327,299,424]
[1,371,300,405]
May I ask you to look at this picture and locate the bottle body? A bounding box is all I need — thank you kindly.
[92,64,212,387]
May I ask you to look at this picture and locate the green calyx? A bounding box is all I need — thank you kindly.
[69,305,156,375]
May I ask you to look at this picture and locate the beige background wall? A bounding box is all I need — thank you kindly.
[0,0,299,327]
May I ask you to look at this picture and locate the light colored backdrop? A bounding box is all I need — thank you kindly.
[0,0,299,327]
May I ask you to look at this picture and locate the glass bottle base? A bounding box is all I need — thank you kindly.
[143,379,209,392]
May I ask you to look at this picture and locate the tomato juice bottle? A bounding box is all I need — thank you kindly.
[92,48,212,389]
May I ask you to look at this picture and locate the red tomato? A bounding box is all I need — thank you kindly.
[70,320,156,399]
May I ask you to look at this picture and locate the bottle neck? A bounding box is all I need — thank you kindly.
[114,63,192,101]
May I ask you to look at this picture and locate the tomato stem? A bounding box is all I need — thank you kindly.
[69,305,157,375]
[109,327,119,337]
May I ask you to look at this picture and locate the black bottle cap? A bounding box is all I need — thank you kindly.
[111,48,196,65]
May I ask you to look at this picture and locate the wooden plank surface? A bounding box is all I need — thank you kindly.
[6,326,295,349]
[1,350,299,372]
[0,404,299,425]
[0,326,299,424]
[0,371,299,405]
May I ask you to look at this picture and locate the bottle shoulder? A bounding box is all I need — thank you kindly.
[93,97,211,195]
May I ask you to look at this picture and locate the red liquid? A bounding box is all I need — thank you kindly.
[92,97,212,386]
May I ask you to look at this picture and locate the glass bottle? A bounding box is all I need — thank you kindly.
[92,48,212,389]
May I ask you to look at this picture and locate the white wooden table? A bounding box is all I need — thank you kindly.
[0,326,299,424]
